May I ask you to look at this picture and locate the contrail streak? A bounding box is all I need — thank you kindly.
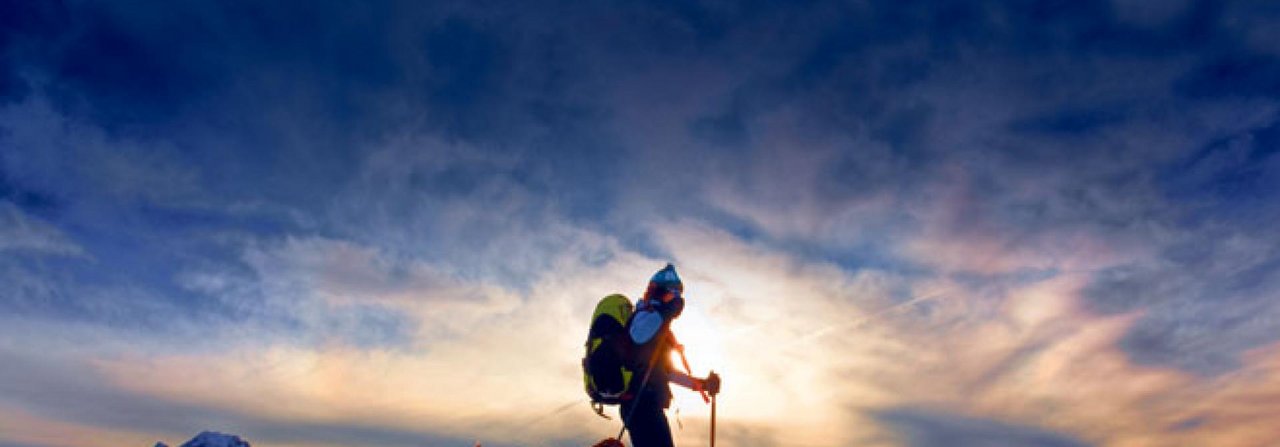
[783,290,950,351]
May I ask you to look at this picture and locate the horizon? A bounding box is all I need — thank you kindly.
[3,1,1280,446]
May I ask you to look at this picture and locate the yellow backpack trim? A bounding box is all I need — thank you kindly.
[593,294,633,326]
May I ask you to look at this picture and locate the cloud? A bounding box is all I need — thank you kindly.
[634,0,1280,381]
[2,1,1280,446]
[0,404,164,447]
[80,232,666,446]
[871,406,1091,447]
[0,202,84,257]
[0,344,222,444]
[3,210,1280,447]
[0,346,505,447]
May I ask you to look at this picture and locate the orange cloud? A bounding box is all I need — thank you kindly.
[0,404,169,447]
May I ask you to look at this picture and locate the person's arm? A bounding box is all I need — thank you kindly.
[669,370,700,390]
[669,371,721,396]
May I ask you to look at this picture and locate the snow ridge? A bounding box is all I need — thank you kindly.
[174,431,251,447]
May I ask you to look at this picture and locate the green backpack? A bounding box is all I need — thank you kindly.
[582,294,636,415]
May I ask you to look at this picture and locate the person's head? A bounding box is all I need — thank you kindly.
[645,263,682,299]
[644,263,685,318]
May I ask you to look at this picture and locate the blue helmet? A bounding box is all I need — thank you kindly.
[649,263,683,294]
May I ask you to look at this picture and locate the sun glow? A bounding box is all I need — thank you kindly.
[666,289,726,413]
[654,256,861,445]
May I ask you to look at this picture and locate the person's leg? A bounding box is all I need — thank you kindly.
[622,399,674,447]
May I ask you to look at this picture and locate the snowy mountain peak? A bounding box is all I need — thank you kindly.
[177,431,251,447]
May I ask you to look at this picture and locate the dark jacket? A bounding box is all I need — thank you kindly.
[628,319,676,408]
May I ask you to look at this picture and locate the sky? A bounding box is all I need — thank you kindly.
[2,1,1280,446]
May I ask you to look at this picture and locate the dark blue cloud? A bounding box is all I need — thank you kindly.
[872,406,1092,447]
[0,58,28,104]
[0,0,590,340]
[50,5,230,130]
[689,101,750,148]
[1009,105,1129,136]
[1176,52,1280,99]
[0,169,63,218]
[0,0,70,104]
[783,0,1226,91]
[423,17,504,109]
[14,1,410,137]
[1166,120,1280,205]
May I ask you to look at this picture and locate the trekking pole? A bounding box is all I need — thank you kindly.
[709,391,717,447]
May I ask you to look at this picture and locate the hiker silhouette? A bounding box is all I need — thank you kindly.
[620,264,720,447]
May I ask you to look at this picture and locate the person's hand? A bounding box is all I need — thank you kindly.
[704,371,721,396]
